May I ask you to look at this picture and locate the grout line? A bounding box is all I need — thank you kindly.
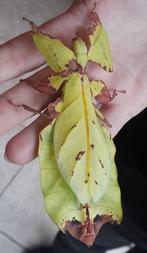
[0,166,23,197]
[0,230,28,250]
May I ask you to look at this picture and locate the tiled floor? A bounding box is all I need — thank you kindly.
[0,1,132,252]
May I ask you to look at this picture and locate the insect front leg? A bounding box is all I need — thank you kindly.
[23,97,63,122]
[21,73,65,121]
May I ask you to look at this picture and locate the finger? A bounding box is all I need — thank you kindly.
[0,31,45,84]
[5,115,50,165]
[0,66,55,136]
[0,11,79,84]
[4,104,127,165]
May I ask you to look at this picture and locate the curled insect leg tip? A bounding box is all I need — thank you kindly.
[22,17,33,24]
[109,88,126,102]
[117,90,126,94]
[22,17,38,33]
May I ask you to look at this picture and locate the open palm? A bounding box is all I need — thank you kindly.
[0,0,146,164]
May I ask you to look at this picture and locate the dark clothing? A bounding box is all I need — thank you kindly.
[115,109,147,249]
[115,107,147,247]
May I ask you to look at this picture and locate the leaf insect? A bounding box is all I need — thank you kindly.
[23,3,124,247]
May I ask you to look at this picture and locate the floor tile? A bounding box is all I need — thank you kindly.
[0,160,58,248]
[0,0,73,43]
[0,126,24,195]
[0,232,23,253]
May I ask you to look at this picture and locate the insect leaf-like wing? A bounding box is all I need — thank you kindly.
[33,31,76,72]
[39,118,122,244]
[92,124,122,223]
[87,14,113,72]
[36,5,122,246]
[53,73,112,204]
[39,120,86,229]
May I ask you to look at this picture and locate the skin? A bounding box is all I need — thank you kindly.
[0,0,146,165]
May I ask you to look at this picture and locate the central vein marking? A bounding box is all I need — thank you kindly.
[81,82,91,184]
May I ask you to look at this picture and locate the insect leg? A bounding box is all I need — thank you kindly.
[90,80,126,105]
[94,107,112,128]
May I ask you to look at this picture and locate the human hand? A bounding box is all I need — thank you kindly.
[0,0,147,165]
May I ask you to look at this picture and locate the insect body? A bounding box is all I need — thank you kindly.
[30,5,122,246]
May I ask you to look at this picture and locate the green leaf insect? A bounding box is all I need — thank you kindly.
[28,4,122,247]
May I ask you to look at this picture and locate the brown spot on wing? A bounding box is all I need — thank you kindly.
[61,59,78,77]
[71,124,76,130]
[109,68,113,72]
[90,144,95,150]
[76,151,85,161]
[95,180,98,185]
[98,159,104,169]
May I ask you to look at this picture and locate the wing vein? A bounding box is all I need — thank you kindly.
[81,83,91,187]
